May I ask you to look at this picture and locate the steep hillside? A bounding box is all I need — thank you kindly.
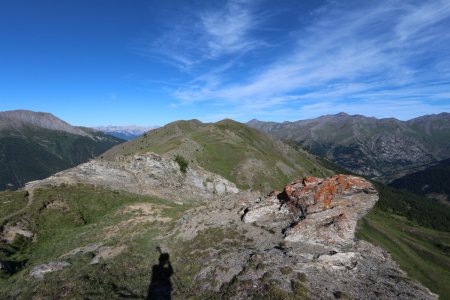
[357,206,450,298]
[390,158,450,204]
[0,110,88,136]
[0,110,124,190]
[247,112,450,182]
[102,119,332,191]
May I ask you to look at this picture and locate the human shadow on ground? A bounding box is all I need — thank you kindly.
[146,247,173,300]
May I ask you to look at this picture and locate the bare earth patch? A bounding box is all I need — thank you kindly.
[120,203,170,216]
[1,225,34,243]
[100,203,172,240]
[90,245,128,264]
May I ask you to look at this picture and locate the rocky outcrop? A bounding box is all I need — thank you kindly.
[26,152,239,202]
[243,175,377,245]
[170,175,436,299]
[30,261,70,279]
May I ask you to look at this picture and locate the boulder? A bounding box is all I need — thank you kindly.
[243,175,378,246]
[30,261,70,279]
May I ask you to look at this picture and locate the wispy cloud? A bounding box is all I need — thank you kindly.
[395,0,450,41]
[134,0,266,70]
[168,0,450,119]
[201,0,266,58]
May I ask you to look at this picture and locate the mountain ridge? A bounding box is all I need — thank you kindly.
[247,112,450,182]
[0,110,88,136]
[102,118,333,191]
[0,110,124,190]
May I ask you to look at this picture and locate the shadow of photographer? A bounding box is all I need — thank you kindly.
[146,247,173,300]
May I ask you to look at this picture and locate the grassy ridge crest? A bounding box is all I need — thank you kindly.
[103,119,332,191]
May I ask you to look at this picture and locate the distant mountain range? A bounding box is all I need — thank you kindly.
[0,110,124,190]
[247,112,450,183]
[93,125,158,140]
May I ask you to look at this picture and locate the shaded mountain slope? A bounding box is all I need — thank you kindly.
[247,112,450,182]
[390,158,450,204]
[102,119,332,191]
[0,110,124,190]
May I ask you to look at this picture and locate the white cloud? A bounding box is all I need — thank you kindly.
[395,0,450,41]
[201,0,264,58]
[136,0,266,70]
[171,0,450,119]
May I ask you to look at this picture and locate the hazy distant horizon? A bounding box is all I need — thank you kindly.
[2,108,448,128]
[1,0,449,126]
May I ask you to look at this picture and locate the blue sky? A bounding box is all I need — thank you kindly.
[1,0,449,126]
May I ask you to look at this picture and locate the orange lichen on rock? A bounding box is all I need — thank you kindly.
[279,174,373,215]
[284,184,294,197]
[314,180,337,209]
[243,174,378,246]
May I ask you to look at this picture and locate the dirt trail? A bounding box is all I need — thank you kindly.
[0,187,35,224]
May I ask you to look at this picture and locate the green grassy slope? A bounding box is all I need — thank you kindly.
[0,190,28,219]
[357,208,450,298]
[0,126,123,190]
[0,185,305,299]
[0,185,191,299]
[103,119,332,192]
[356,183,450,298]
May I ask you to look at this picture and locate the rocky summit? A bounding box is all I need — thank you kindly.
[170,175,436,299]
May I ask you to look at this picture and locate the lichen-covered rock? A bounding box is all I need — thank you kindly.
[168,177,436,299]
[243,175,378,246]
